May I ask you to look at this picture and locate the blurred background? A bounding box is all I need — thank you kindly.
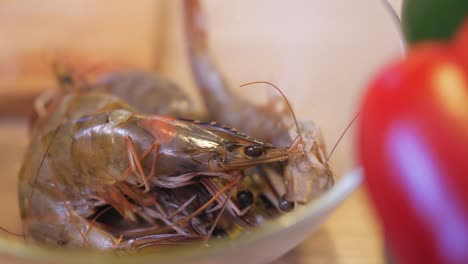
[0,1,402,263]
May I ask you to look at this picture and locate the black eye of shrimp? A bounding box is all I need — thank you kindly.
[244,144,264,157]
[237,189,254,209]
[278,194,295,212]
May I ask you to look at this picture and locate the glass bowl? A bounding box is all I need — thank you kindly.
[0,0,403,263]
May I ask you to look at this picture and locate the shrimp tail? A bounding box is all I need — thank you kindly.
[184,0,234,115]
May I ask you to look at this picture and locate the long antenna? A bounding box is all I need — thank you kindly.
[0,226,23,237]
[239,81,306,155]
[325,111,361,164]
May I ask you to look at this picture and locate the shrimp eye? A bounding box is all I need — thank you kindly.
[278,194,295,212]
[244,145,264,157]
[212,228,227,239]
[237,189,254,209]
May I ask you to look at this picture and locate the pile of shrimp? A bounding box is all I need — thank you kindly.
[17,0,334,251]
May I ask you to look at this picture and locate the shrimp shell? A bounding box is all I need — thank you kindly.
[20,92,291,248]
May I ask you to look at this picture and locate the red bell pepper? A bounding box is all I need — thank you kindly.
[358,21,468,264]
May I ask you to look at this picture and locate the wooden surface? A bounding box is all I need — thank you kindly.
[0,0,402,263]
[0,0,163,95]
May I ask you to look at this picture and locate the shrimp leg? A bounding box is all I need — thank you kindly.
[205,181,237,241]
[117,182,156,207]
[201,178,251,216]
[119,172,243,238]
[82,206,113,248]
[178,173,243,240]
[123,136,159,192]
[96,136,160,223]
[100,185,140,223]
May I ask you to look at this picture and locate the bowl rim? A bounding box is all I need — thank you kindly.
[0,168,363,264]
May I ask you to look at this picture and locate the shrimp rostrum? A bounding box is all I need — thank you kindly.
[19,107,295,250]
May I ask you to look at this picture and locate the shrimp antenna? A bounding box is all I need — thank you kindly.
[325,111,361,164]
[0,226,23,237]
[240,81,306,155]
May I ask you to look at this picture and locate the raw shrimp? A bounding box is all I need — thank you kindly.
[33,68,199,134]
[20,14,310,248]
[19,105,295,249]
[23,64,260,248]
[93,70,199,119]
[184,0,334,204]
[31,92,135,136]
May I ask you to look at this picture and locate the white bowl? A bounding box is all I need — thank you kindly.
[0,169,362,264]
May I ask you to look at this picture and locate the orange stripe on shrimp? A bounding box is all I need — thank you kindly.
[138,116,177,145]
